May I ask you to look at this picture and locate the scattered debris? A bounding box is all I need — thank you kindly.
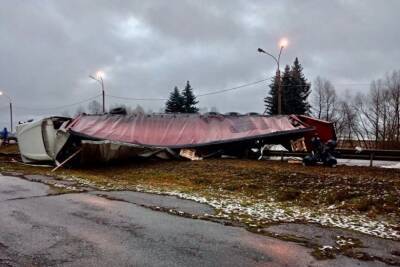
[291,137,307,152]
[51,148,81,172]
[303,137,338,167]
[179,149,202,160]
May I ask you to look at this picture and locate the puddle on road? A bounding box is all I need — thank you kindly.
[262,223,400,265]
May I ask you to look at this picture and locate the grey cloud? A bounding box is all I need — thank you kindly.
[0,0,399,127]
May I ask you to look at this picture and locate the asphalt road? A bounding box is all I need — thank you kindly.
[0,175,391,267]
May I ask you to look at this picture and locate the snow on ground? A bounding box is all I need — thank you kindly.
[132,186,400,241]
[338,159,400,168]
[381,162,400,169]
[64,174,400,241]
[269,157,400,169]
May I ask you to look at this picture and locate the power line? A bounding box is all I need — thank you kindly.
[107,95,168,101]
[14,94,102,111]
[279,83,371,87]
[7,78,272,112]
[332,83,371,86]
[108,79,371,102]
[197,78,271,97]
[106,77,273,101]
[6,78,373,112]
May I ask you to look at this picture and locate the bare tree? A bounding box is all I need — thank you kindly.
[386,70,400,142]
[353,93,372,143]
[335,93,367,148]
[210,106,219,113]
[329,69,400,149]
[74,106,86,117]
[352,78,395,148]
[61,110,70,117]
[131,104,145,115]
[87,100,103,115]
[380,88,390,142]
[312,76,324,119]
[312,76,337,121]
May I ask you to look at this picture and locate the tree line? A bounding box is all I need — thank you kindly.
[70,101,148,117]
[165,81,199,113]
[265,57,311,115]
[71,80,200,116]
[313,70,400,149]
[163,58,313,116]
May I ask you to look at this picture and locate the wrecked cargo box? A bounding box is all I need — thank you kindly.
[16,117,71,163]
[16,113,336,165]
[79,140,174,164]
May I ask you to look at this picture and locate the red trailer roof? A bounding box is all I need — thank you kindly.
[68,114,311,148]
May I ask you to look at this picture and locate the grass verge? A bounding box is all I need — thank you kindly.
[1,144,399,239]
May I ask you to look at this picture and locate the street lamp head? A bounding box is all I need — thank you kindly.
[279,38,288,48]
[257,48,266,53]
[96,70,105,80]
[0,91,10,101]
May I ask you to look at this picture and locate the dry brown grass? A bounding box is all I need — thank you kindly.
[0,144,19,154]
[0,145,399,218]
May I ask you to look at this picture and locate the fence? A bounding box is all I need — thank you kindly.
[264,148,400,167]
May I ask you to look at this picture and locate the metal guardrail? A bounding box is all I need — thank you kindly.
[263,148,400,167]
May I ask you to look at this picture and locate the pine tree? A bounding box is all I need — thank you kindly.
[264,58,311,115]
[165,86,184,113]
[264,73,280,115]
[281,65,293,115]
[289,57,311,114]
[182,81,199,113]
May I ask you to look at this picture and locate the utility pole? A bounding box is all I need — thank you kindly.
[276,69,281,115]
[257,38,288,115]
[0,91,13,131]
[89,71,106,113]
[9,102,13,131]
[100,77,105,113]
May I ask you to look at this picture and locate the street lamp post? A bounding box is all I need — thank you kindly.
[89,71,106,113]
[258,38,288,115]
[0,91,13,131]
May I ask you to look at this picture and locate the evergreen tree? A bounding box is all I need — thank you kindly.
[289,57,311,114]
[264,73,280,115]
[165,86,184,113]
[182,81,199,113]
[264,58,311,115]
[281,65,293,115]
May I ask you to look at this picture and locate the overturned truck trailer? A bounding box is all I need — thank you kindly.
[16,113,335,164]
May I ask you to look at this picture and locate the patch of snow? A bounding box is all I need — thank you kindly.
[136,188,400,241]
[382,162,400,169]
[65,175,400,241]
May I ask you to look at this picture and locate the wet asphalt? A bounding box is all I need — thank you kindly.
[0,175,392,267]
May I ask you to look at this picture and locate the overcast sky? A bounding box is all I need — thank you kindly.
[1,0,399,128]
